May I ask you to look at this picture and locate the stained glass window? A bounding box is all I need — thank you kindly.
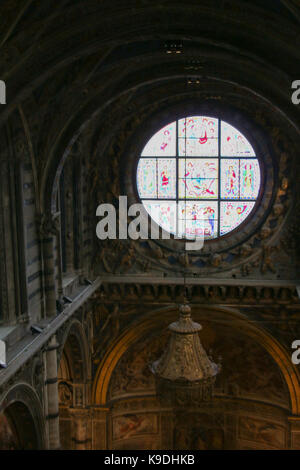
[143,201,177,234]
[157,158,176,199]
[137,116,261,240]
[141,122,176,157]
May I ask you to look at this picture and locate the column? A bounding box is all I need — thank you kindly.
[70,408,92,450]
[39,213,59,317]
[91,407,109,450]
[44,335,60,449]
[288,416,300,449]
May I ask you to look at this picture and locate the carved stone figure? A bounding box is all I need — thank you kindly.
[261,245,276,274]
[58,382,73,405]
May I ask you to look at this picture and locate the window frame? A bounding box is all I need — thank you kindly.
[122,101,274,254]
[136,116,261,241]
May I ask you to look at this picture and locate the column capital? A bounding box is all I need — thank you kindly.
[69,407,91,418]
[288,416,300,423]
[44,335,60,352]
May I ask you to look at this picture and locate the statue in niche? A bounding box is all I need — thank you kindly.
[209,253,222,268]
[178,252,190,267]
[261,245,276,274]
[58,381,73,405]
[239,243,252,258]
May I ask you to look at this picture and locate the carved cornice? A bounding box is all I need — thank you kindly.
[97,277,300,307]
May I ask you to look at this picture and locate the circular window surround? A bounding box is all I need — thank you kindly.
[122,101,276,255]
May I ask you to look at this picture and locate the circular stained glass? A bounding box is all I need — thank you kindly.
[136,116,261,240]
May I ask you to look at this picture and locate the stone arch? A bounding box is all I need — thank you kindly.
[2,3,298,133]
[58,319,91,449]
[92,305,300,415]
[38,29,299,218]
[0,383,45,449]
[58,319,90,395]
[40,70,289,217]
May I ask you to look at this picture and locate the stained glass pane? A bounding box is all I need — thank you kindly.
[178,201,218,219]
[137,158,157,198]
[178,117,218,139]
[179,158,218,179]
[221,121,255,156]
[240,159,260,199]
[178,116,218,156]
[143,201,177,234]
[178,202,218,239]
[179,178,218,199]
[220,201,255,235]
[179,158,218,199]
[220,159,240,199]
[178,219,218,239]
[179,137,218,156]
[141,122,176,156]
[157,158,176,199]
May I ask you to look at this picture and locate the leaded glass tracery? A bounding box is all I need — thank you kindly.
[137,116,261,240]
